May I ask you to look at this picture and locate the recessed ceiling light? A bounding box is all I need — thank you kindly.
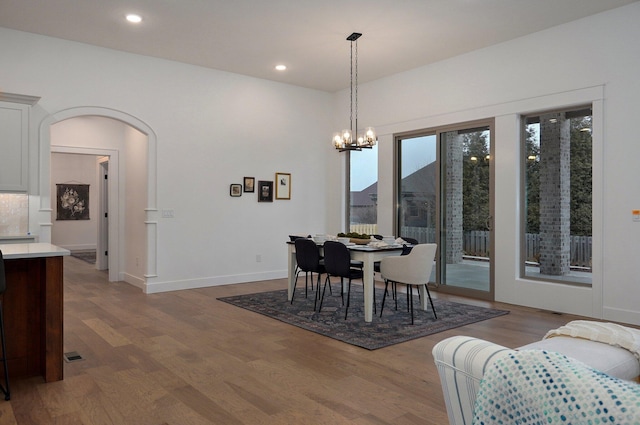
[275,64,287,71]
[126,14,142,23]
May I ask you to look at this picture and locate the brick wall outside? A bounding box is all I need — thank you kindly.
[539,112,571,275]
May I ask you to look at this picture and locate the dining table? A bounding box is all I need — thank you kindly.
[286,240,411,322]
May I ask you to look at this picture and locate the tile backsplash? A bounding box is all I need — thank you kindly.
[0,193,28,236]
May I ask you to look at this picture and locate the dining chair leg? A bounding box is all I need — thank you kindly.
[408,285,415,325]
[380,279,391,317]
[395,284,399,311]
[291,270,301,304]
[344,278,352,320]
[313,274,321,311]
[318,275,331,312]
[370,276,378,315]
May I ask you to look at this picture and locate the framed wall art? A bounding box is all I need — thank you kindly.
[275,172,291,200]
[257,180,273,202]
[230,184,242,197]
[243,177,255,193]
[56,183,90,220]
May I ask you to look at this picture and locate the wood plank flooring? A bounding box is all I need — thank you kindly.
[1,256,590,424]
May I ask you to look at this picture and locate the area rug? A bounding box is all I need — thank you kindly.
[70,250,96,264]
[218,286,508,350]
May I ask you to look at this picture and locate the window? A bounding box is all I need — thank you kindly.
[522,106,592,284]
[349,145,378,234]
[397,134,437,243]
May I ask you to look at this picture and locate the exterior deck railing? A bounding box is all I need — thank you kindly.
[350,224,592,269]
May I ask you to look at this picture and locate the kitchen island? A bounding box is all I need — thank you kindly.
[0,243,69,382]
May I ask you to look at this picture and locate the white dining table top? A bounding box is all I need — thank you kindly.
[287,239,408,251]
[346,244,406,251]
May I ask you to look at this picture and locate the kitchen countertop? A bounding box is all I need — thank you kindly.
[0,242,70,259]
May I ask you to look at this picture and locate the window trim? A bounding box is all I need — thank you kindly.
[519,104,593,286]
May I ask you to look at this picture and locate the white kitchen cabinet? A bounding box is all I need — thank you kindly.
[0,94,39,192]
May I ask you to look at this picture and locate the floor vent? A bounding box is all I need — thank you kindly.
[64,351,84,363]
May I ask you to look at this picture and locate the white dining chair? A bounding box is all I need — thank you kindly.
[379,243,437,324]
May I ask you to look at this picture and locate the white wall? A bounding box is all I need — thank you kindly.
[336,3,640,325]
[0,25,336,294]
[50,152,98,250]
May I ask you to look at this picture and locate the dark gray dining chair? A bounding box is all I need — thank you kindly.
[0,250,11,400]
[292,238,326,308]
[318,241,364,320]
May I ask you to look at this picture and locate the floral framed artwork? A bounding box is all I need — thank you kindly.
[257,180,273,202]
[230,184,242,197]
[243,177,255,193]
[275,172,291,200]
[56,184,90,220]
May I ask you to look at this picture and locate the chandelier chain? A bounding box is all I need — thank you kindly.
[349,39,354,139]
[355,38,358,140]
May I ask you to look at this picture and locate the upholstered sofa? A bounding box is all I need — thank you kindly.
[432,322,640,425]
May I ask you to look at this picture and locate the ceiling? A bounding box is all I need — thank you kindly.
[0,0,637,92]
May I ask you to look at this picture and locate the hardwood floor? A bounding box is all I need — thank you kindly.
[1,256,588,424]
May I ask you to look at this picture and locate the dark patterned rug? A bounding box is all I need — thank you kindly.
[218,285,508,350]
[70,250,96,264]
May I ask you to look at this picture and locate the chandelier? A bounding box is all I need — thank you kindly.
[332,32,377,152]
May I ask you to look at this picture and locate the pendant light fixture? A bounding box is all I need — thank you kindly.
[332,32,377,152]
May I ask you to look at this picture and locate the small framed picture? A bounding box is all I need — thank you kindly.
[243,177,255,193]
[275,172,291,200]
[257,180,273,202]
[230,184,242,197]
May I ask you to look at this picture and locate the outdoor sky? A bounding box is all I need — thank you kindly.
[350,135,436,191]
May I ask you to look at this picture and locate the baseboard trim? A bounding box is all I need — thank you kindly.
[123,273,146,290]
[142,270,287,294]
[603,306,640,326]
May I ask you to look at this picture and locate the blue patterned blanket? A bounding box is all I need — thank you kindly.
[473,349,640,424]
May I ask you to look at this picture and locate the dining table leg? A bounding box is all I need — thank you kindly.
[362,255,375,322]
[287,244,297,301]
[418,285,428,310]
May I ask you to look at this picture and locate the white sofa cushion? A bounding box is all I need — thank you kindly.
[519,335,640,380]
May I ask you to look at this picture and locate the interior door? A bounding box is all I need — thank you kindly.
[97,158,109,271]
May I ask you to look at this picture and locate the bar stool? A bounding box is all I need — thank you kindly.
[0,250,10,400]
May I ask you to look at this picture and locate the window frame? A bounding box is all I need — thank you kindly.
[519,104,593,286]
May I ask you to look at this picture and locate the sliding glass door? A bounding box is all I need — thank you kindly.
[397,121,494,300]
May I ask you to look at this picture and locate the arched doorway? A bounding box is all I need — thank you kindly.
[39,107,158,289]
